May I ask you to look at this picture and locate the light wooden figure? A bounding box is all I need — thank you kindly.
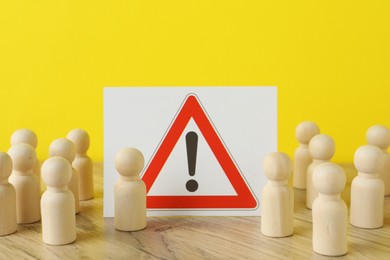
[8,143,40,224]
[114,147,147,231]
[261,152,293,237]
[293,121,320,189]
[312,162,348,256]
[306,134,335,209]
[49,138,80,214]
[0,152,17,236]
[10,129,41,188]
[41,156,76,245]
[350,145,384,229]
[67,129,94,200]
[366,125,390,196]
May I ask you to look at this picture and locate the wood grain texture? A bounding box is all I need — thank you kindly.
[1,162,390,259]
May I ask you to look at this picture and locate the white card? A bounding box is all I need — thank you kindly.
[104,87,277,216]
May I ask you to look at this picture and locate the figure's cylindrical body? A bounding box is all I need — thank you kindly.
[350,175,384,228]
[313,195,348,256]
[68,168,80,213]
[261,181,293,237]
[306,161,322,209]
[73,155,94,200]
[114,179,147,231]
[293,145,311,189]
[41,189,76,245]
[294,121,320,189]
[33,159,41,187]
[381,152,390,196]
[0,183,17,236]
[9,173,40,224]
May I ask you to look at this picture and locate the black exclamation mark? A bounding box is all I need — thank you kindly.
[186,131,199,192]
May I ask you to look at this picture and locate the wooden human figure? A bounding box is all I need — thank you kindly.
[0,152,17,236]
[67,129,94,200]
[350,145,384,229]
[49,138,80,214]
[294,121,320,189]
[8,143,40,224]
[312,162,348,256]
[41,156,76,245]
[306,134,335,209]
[114,147,146,231]
[261,152,293,237]
[366,125,390,196]
[10,129,41,187]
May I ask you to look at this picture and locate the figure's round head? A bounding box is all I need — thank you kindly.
[8,143,37,172]
[41,156,72,188]
[0,152,13,181]
[67,129,90,154]
[309,134,336,160]
[313,162,346,195]
[295,121,320,144]
[10,129,38,148]
[354,145,384,174]
[366,125,390,150]
[263,152,292,181]
[49,138,76,163]
[115,147,145,177]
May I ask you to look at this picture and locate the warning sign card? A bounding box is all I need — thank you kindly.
[104,87,277,216]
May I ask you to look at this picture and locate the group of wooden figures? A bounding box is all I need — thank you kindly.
[3,123,388,252]
[0,128,94,246]
[261,122,390,256]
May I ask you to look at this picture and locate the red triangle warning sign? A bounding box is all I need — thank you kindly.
[142,94,258,209]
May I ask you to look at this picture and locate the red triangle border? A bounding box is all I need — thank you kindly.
[142,94,258,209]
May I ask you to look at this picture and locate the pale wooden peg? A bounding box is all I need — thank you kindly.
[67,129,94,200]
[10,129,41,188]
[41,156,76,245]
[114,147,147,231]
[261,152,293,237]
[350,145,384,229]
[49,138,80,214]
[0,152,17,236]
[366,125,390,196]
[8,143,40,224]
[306,134,335,209]
[312,162,348,256]
[293,121,320,189]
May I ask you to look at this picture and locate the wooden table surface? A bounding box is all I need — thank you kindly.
[1,162,390,259]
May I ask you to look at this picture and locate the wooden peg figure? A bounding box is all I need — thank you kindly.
[49,138,80,214]
[366,125,390,196]
[0,152,17,236]
[294,121,320,189]
[114,147,147,231]
[261,152,293,237]
[41,157,76,245]
[306,134,335,209]
[312,162,348,256]
[8,143,40,224]
[67,129,94,200]
[10,129,41,188]
[350,145,384,229]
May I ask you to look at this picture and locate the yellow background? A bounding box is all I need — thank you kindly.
[1,1,389,162]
